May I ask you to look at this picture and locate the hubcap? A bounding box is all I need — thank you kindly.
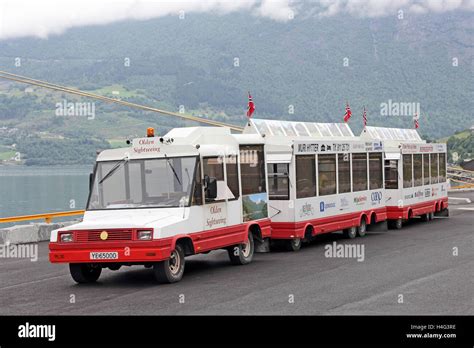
[169,250,181,274]
[241,240,251,258]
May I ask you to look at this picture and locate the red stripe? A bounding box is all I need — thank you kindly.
[271,207,387,239]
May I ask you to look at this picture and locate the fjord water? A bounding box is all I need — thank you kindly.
[0,165,92,225]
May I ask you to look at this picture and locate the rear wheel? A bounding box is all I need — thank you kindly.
[153,244,185,283]
[343,226,357,239]
[394,218,403,229]
[357,218,367,237]
[228,233,254,265]
[428,212,435,220]
[69,263,102,284]
[421,213,429,222]
[285,238,302,251]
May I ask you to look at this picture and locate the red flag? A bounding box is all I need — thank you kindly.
[362,107,367,127]
[343,102,352,122]
[247,92,255,118]
[413,113,419,129]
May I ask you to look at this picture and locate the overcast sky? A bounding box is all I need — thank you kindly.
[0,0,473,40]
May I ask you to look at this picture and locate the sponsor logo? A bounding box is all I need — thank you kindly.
[340,197,349,208]
[371,191,383,204]
[324,242,365,262]
[354,196,367,205]
[320,201,336,212]
[404,193,414,200]
[424,188,431,197]
[18,322,56,342]
[373,141,383,150]
[300,202,314,217]
[419,145,434,152]
[414,190,423,199]
[432,187,439,197]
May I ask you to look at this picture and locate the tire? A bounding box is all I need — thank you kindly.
[394,218,403,229]
[69,263,102,284]
[357,218,367,237]
[429,212,435,220]
[421,213,429,222]
[228,232,254,265]
[343,226,357,239]
[285,238,302,251]
[153,244,185,283]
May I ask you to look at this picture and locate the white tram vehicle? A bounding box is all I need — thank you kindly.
[50,126,272,283]
[361,126,448,229]
[243,119,387,251]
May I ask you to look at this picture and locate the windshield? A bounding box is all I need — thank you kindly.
[87,156,197,210]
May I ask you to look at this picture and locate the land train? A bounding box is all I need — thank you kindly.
[49,119,448,283]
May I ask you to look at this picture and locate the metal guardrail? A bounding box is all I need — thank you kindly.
[0,210,85,224]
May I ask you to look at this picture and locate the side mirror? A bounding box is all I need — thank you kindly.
[204,175,217,200]
[89,172,94,191]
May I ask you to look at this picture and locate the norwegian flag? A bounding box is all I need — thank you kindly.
[362,107,367,127]
[343,102,352,122]
[247,92,255,118]
[413,113,419,129]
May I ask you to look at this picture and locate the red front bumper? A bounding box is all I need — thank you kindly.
[49,240,173,264]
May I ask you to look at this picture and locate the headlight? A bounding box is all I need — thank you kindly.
[137,230,152,240]
[60,232,74,243]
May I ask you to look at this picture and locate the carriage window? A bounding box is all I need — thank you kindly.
[384,160,398,189]
[423,154,430,185]
[319,154,336,196]
[267,163,289,200]
[430,153,438,184]
[413,154,423,187]
[439,153,446,183]
[203,157,225,202]
[403,154,413,188]
[352,153,368,192]
[296,155,316,198]
[226,155,240,200]
[369,153,383,190]
[338,153,351,193]
[240,145,266,195]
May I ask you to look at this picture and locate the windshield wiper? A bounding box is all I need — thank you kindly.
[99,156,128,185]
[164,154,182,186]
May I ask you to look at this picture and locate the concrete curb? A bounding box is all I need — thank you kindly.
[0,221,77,245]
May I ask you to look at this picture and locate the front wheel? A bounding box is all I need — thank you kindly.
[228,233,254,265]
[69,263,102,284]
[153,244,185,283]
[285,238,302,251]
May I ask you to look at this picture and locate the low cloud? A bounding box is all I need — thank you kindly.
[0,0,472,40]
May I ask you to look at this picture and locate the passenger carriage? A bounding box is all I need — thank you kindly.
[360,126,448,229]
[243,119,387,251]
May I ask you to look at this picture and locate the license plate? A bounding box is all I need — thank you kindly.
[90,251,118,260]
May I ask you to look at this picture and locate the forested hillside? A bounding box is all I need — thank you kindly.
[0,9,472,164]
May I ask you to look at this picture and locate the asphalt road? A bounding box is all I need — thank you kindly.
[0,194,473,315]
